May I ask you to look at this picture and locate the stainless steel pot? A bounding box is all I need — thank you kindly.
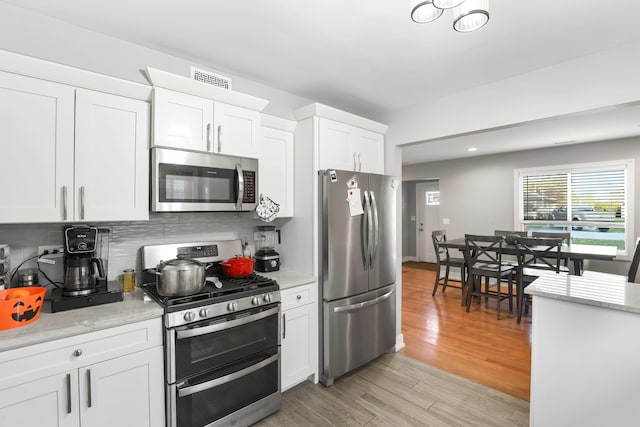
[149,258,211,296]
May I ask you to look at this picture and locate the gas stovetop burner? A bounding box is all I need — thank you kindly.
[142,273,279,313]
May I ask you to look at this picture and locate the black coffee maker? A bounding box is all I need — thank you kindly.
[63,225,105,296]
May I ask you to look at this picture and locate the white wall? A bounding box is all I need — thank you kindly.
[403,137,640,275]
[384,41,640,147]
[0,3,312,119]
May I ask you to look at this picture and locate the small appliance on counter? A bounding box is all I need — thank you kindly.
[50,225,122,312]
[254,225,280,272]
[0,244,10,290]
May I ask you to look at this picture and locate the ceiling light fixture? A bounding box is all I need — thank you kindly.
[467,147,478,152]
[411,0,489,32]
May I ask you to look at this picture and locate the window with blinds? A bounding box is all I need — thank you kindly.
[517,160,632,253]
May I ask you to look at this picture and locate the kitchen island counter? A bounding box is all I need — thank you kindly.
[260,268,316,290]
[526,271,640,426]
[0,288,162,352]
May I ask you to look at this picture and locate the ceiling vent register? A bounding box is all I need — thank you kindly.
[190,66,232,90]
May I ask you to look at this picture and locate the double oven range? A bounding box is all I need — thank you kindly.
[141,240,281,427]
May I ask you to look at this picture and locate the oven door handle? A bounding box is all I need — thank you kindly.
[176,306,279,339]
[177,353,279,397]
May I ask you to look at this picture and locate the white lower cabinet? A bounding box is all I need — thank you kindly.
[281,282,318,391]
[0,318,164,427]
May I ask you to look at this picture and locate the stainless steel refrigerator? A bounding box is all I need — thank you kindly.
[318,169,397,386]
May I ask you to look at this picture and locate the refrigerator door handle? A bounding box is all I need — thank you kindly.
[333,289,394,313]
[363,190,373,269]
[370,191,379,266]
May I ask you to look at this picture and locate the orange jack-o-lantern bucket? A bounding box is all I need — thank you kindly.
[0,287,46,330]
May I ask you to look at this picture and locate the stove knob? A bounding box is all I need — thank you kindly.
[252,296,261,305]
[227,302,237,312]
[199,308,210,318]
[184,311,196,322]
[263,293,272,303]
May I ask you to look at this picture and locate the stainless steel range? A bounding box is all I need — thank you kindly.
[141,240,281,427]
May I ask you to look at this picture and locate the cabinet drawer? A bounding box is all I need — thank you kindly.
[0,318,162,389]
[281,282,317,311]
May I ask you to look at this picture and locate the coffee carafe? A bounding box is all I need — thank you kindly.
[63,225,105,296]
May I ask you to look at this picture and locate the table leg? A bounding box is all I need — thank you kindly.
[572,258,584,276]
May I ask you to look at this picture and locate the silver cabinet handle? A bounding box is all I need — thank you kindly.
[66,373,72,414]
[73,349,83,357]
[62,186,68,220]
[80,186,86,220]
[206,123,212,152]
[353,152,357,171]
[235,163,244,211]
[358,153,362,171]
[86,369,92,408]
[296,295,302,300]
[217,125,222,152]
[282,313,286,339]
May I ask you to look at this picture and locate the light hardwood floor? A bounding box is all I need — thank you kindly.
[256,263,530,426]
[400,263,532,401]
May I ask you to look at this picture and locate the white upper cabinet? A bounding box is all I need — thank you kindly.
[296,104,387,175]
[152,88,213,152]
[75,89,149,222]
[0,72,149,224]
[259,116,295,217]
[153,88,260,158]
[213,102,260,158]
[0,72,75,223]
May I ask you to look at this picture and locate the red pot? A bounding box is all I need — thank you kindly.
[221,256,255,278]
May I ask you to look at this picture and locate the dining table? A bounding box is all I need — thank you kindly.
[439,237,617,276]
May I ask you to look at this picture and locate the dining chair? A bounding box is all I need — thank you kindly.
[628,237,640,283]
[494,230,527,266]
[531,231,571,268]
[514,236,566,323]
[464,234,514,320]
[431,230,466,298]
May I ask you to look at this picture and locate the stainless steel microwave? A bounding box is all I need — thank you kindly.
[151,147,258,212]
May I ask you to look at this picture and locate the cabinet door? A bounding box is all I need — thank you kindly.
[0,370,79,427]
[213,102,260,157]
[75,89,150,221]
[352,129,385,174]
[281,303,317,391]
[260,127,294,217]
[79,347,164,427]
[153,88,213,152]
[0,72,75,223]
[317,118,355,171]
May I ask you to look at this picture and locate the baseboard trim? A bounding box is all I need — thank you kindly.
[402,256,418,262]
[394,333,405,351]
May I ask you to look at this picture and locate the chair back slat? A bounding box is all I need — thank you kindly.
[531,231,571,244]
[515,237,563,272]
[464,234,504,267]
[432,230,449,264]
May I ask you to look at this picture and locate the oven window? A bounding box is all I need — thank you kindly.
[159,163,235,203]
[175,351,279,427]
[174,305,279,381]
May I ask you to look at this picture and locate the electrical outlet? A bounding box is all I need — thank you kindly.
[38,245,65,257]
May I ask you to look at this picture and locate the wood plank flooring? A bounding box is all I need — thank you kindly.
[256,263,531,426]
[400,263,532,401]
[255,353,528,427]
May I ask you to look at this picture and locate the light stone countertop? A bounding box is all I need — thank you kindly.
[259,269,316,290]
[525,271,640,314]
[0,288,163,353]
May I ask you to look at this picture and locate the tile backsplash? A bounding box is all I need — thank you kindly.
[0,212,287,288]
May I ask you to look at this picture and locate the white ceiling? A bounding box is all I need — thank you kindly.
[5,0,640,163]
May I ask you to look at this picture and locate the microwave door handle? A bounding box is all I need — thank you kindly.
[235,163,244,211]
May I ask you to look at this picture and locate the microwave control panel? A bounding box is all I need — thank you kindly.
[243,171,256,203]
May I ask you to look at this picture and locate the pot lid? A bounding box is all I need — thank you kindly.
[158,258,205,269]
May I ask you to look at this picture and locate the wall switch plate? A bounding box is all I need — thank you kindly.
[38,245,65,257]
[443,218,450,225]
